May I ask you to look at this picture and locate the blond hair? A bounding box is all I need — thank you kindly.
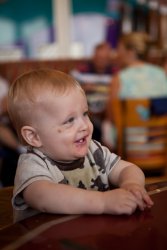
[8,69,83,143]
[120,32,152,59]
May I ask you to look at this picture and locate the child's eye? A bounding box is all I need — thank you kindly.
[65,117,74,124]
[83,111,89,117]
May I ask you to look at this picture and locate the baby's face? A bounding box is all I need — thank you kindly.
[36,88,93,161]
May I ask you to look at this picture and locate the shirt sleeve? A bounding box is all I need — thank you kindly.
[90,140,121,176]
[13,153,64,210]
[102,146,121,176]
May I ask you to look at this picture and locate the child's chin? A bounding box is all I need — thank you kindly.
[76,150,88,158]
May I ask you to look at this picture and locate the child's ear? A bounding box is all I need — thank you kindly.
[21,126,42,147]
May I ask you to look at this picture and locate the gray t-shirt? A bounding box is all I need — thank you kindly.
[12,140,120,222]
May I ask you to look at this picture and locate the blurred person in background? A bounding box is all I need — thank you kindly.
[102,32,167,150]
[0,76,24,187]
[76,42,117,75]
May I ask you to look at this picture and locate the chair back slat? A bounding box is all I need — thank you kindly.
[115,98,167,171]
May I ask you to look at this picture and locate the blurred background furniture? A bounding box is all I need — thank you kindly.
[0,59,92,85]
[112,97,167,178]
[0,186,13,229]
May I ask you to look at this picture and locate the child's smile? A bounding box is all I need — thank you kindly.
[37,87,93,161]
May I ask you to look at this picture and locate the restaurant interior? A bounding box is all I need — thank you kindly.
[0,0,167,234]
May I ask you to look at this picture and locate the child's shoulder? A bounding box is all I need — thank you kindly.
[89,139,103,152]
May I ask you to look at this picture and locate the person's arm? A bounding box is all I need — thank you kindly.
[1,96,8,115]
[106,74,120,122]
[109,160,154,210]
[101,75,122,150]
[23,179,141,216]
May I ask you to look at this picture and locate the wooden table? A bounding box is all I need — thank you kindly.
[0,182,167,250]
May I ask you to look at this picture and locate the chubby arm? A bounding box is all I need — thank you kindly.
[109,159,145,186]
[23,181,104,214]
[23,179,141,215]
[109,160,154,210]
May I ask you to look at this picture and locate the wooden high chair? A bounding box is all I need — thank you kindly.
[112,98,167,173]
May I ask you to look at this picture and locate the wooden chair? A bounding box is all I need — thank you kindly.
[0,186,13,229]
[112,97,167,174]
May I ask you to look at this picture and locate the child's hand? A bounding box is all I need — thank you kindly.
[102,188,141,215]
[121,183,154,210]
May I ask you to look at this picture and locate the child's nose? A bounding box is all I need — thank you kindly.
[79,118,88,131]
